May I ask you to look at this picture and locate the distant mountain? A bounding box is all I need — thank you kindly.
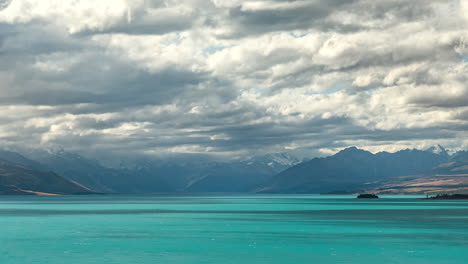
[0,149,45,170]
[0,159,93,195]
[19,149,172,193]
[260,146,450,193]
[245,152,302,168]
[432,151,468,175]
[363,174,468,195]
[114,152,302,193]
[114,159,208,192]
[2,145,463,195]
[365,151,468,194]
[426,144,450,158]
[184,154,299,193]
[15,149,300,193]
[20,149,118,193]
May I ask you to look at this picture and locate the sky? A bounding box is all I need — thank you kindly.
[0,0,467,160]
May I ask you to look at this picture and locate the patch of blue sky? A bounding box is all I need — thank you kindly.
[289,32,308,38]
[203,46,227,56]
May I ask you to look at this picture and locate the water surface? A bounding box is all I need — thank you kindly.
[1,195,468,264]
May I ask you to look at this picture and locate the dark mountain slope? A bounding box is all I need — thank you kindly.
[185,162,278,193]
[433,151,468,175]
[21,150,172,193]
[366,151,468,194]
[0,159,93,195]
[0,150,46,170]
[261,147,449,193]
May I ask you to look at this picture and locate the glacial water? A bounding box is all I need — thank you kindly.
[1,195,468,264]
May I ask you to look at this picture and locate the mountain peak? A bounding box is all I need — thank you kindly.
[425,144,449,156]
[334,146,373,158]
[245,152,301,167]
[337,146,365,154]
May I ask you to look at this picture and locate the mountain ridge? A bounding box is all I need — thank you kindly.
[1,145,467,195]
[260,146,451,193]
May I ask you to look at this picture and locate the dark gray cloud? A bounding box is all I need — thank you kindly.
[221,0,358,36]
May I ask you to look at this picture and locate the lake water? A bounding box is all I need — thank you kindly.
[1,195,468,264]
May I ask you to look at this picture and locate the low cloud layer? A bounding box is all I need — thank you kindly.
[0,0,467,159]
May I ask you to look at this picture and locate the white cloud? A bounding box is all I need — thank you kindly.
[462,0,468,22]
[0,0,467,159]
[0,0,138,33]
[210,0,241,8]
[241,1,310,11]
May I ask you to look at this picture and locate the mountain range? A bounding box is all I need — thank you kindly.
[366,150,468,194]
[1,145,467,195]
[259,146,452,194]
[0,148,301,195]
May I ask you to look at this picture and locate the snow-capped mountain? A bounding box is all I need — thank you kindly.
[425,144,450,158]
[246,152,302,167]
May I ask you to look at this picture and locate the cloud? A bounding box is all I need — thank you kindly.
[0,0,467,160]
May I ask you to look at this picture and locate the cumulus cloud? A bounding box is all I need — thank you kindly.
[0,0,467,160]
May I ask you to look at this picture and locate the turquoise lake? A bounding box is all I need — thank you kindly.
[1,195,468,264]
